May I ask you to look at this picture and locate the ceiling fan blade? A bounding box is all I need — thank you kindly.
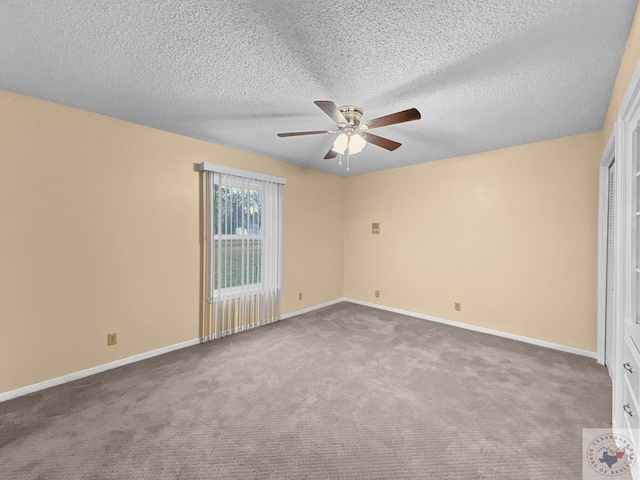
[324,148,337,159]
[314,100,348,125]
[363,108,421,129]
[363,132,402,151]
[277,130,331,137]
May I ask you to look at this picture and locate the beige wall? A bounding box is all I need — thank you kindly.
[602,3,640,147]
[0,90,344,394]
[344,132,602,351]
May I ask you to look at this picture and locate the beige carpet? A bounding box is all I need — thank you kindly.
[0,302,611,479]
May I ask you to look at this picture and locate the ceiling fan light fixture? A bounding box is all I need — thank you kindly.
[331,132,349,154]
[349,133,366,154]
[332,132,366,155]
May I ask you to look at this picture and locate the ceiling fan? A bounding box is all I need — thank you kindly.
[277,101,421,169]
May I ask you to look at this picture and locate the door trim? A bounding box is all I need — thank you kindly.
[598,129,616,366]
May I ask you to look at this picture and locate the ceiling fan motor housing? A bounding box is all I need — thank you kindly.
[338,105,364,128]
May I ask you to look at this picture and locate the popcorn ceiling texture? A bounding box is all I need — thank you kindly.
[0,0,636,176]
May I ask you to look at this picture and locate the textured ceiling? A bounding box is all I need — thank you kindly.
[0,1,637,176]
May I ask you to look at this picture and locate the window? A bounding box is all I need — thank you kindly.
[200,162,285,340]
[213,180,263,292]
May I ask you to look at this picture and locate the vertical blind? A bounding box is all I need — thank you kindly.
[200,163,285,341]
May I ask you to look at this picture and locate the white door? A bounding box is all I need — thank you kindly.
[605,158,615,371]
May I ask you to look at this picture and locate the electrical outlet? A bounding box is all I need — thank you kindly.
[107,333,118,346]
[371,222,380,234]
[455,302,461,311]
[298,292,302,300]
[375,290,380,298]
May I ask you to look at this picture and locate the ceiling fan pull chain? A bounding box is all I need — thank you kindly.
[338,154,342,166]
[346,149,350,171]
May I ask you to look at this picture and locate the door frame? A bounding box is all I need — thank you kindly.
[597,129,617,367]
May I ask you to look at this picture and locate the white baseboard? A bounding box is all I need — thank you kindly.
[281,297,346,320]
[0,338,201,403]
[2,297,596,403]
[1,299,346,403]
[344,298,597,359]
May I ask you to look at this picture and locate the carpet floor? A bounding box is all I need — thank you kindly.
[0,302,611,479]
